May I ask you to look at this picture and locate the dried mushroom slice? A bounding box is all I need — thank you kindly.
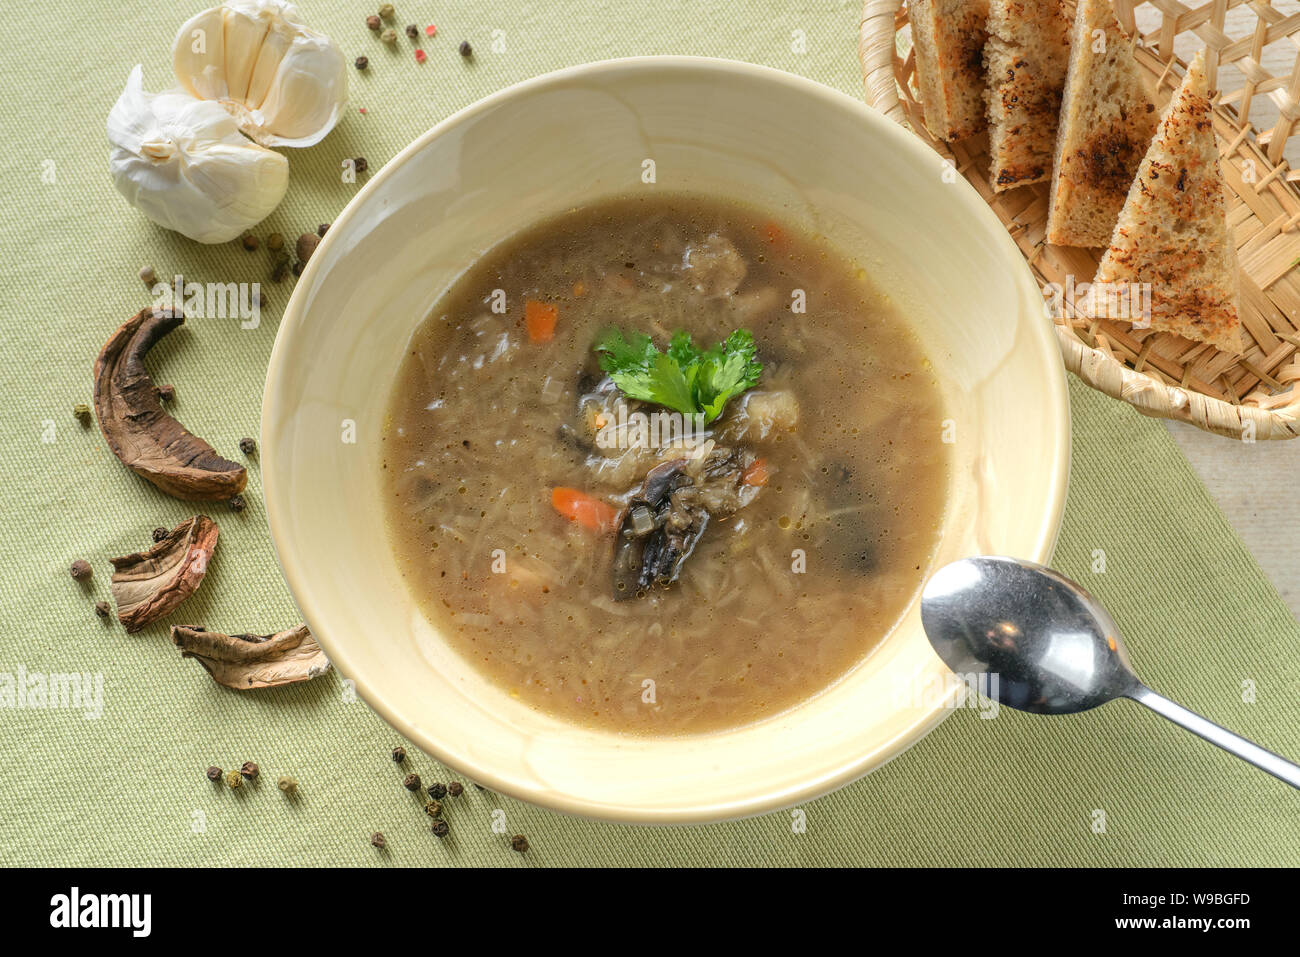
[93,307,247,500]
[170,624,331,690]
[110,516,218,633]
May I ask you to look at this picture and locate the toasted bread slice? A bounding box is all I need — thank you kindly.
[1046,0,1157,246]
[1093,51,1241,353]
[911,0,990,141]
[985,0,1071,191]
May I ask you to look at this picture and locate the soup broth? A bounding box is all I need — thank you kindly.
[381,194,949,734]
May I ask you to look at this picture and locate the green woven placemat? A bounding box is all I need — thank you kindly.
[1,0,1297,867]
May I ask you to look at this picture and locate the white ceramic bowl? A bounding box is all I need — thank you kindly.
[263,57,1070,824]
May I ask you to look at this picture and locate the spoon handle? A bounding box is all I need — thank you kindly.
[1127,685,1300,790]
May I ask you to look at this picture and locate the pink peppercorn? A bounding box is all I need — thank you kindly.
[426,24,437,36]
[414,48,426,63]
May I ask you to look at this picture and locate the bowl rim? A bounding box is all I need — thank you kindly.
[262,55,1072,824]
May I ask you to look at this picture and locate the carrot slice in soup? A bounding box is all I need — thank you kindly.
[525,299,558,342]
[551,487,620,532]
[742,458,769,487]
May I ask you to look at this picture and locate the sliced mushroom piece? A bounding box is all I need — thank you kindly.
[612,458,709,599]
[170,624,331,690]
[110,516,218,633]
[93,307,247,500]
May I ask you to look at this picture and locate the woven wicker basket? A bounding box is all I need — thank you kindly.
[859,0,1300,439]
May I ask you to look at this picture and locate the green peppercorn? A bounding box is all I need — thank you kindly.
[392,746,406,763]
[432,820,450,838]
[370,831,386,849]
[510,834,529,853]
[73,403,92,425]
[70,559,92,582]
[427,782,446,799]
[378,3,395,20]
[277,775,298,794]
[225,770,243,789]
[139,265,157,284]
[403,773,421,791]
[446,781,464,797]
[266,231,284,251]
[206,766,223,782]
[380,27,397,44]
[424,799,442,818]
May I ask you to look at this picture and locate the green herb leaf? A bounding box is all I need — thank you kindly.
[594,327,762,422]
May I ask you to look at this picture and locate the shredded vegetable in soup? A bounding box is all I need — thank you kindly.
[381,194,949,734]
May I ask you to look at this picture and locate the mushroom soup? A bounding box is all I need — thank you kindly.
[381,194,949,734]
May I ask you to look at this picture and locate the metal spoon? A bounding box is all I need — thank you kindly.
[920,556,1300,790]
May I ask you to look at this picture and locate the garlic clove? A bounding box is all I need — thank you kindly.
[253,32,348,146]
[222,3,273,103]
[172,0,347,149]
[107,66,288,244]
[173,6,229,101]
[245,15,294,110]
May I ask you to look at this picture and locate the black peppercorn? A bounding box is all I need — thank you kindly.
[403,773,421,791]
[392,746,406,763]
[424,799,442,818]
[354,156,369,173]
[405,24,418,38]
[317,223,330,237]
[370,832,386,849]
[157,383,176,402]
[94,601,111,619]
[239,437,257,455]
[458,40,472,57]
[206,766,223,782]
[366,14,381,30]
[510,834,529,853]
[292,261,303,277]
[431,820,449,838]
[446,781,464,797]
[241,233,259,251]
[152,526,168,542]
[240,761,259,780]
[355,55,369,70]
[229,495,246,513]
[427,782,447,799]
[70,559,92,582]
[271,260,289,283]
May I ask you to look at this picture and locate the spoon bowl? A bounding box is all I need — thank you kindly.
[921,556,1300,790]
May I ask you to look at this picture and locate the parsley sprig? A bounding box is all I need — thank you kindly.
[593,328,763,423]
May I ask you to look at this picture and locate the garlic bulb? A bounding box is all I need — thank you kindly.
[172,0,347,148]
[108,65,289,244]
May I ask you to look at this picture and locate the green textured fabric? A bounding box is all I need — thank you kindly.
[2,0,1298,868]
